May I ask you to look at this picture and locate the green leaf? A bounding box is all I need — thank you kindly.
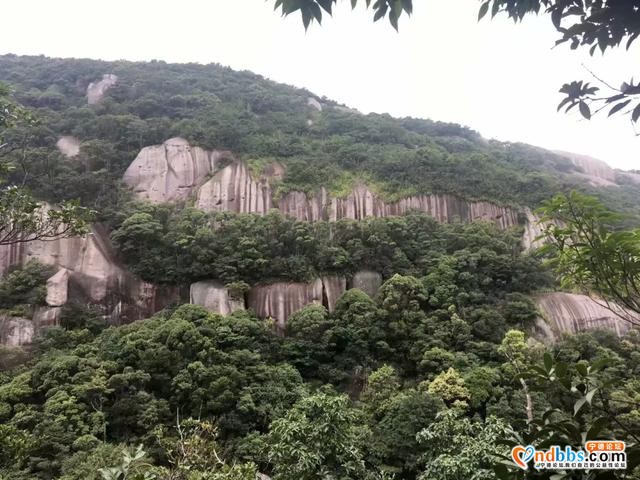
[478,2,490,20]
[576,363,588,377]
[574,397,587,415]
[586,417,609,440]
[632,103,640,123]
[578,101,591,119]
[543,352,553,372]
[608,100,631,116]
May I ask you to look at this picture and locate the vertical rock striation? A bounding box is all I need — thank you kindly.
[196,162,274,214]
[277,185,519,228]
[0,225,178,338]
[0,315,34,346]
[247,279,325,328]
[350,270,383,298]
[190,280,245,315]
[122,141,520,230]
[123,137,217,203]
[536,292,637,337]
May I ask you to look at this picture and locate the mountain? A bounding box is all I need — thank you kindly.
[1,54,639,480]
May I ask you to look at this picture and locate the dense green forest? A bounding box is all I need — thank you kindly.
[2,55,640,480]
[1,54,639,224]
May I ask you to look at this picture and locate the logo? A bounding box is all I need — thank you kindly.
[511,441,626,471]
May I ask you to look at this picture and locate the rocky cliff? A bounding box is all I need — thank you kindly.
[0,225,178,342]
[278,185,518,227]
[535,292,637,337]
[190,280,245,316]
[196,161,275,214]
[555,150,617,187]
[349,270,382,298]
[123,139,520,229]
[123,137,219,203]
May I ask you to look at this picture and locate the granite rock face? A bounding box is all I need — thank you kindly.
[0,225,177,340]
[307,97,323,111]
[32,306,62,329]
[196,161,274,214]
[350,270,383,298]
[555,150,617,187]
[46,268,70,306]
[536,292,637,337]
[248,279,325,328]
[87,74,118,105]
[123,142,520,230]
[0,315,34,346]
[56,136,80,157]
[521,208,546,252]
[321,276,347,313]
[278,185,519,228]
[190,280,245,315]
[123,137,217,203]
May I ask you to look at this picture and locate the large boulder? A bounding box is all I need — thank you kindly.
[0,225,177,331]
[87,74,118,105]
[190,280,244,315]
[536,292,637,337]
[350,270,382,298]
[123,137,217,203]
[56,136,80,157]
[196,161,273,214]
[555,150,617,187]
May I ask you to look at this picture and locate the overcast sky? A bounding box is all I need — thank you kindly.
[1,0,638,169]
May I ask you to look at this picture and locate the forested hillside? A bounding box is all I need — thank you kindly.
[1,54,640,480]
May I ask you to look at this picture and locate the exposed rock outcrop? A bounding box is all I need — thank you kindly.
[555,150,616,187]
[536,292,637,337]
[87,74,118,105]
[0,316,34,346]
[46,268,69,306]
[32,306,62,329]
[0,225,178,336]
[307,97,323,111]
[350,270,383,298]
[123,137,217,203]
[56,136,80,157]
[521,208,545,252]
[190,280,245,315]
[322,276,346,313]
[278,185,519,228]
[248,279,324,328]
[123,141,520,230]
[196,161,274,214]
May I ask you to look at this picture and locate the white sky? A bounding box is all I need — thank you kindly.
[1,0,638,170]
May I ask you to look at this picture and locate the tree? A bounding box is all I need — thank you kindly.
[417,409,510,480]
[493,351,640,479]
[498,330,535,424]
[0,83,90,245]
[481,0,640,124]
[539,191,640,324]
[275,0,640,125]
[273,0,413,30]
[265,391,388,480]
